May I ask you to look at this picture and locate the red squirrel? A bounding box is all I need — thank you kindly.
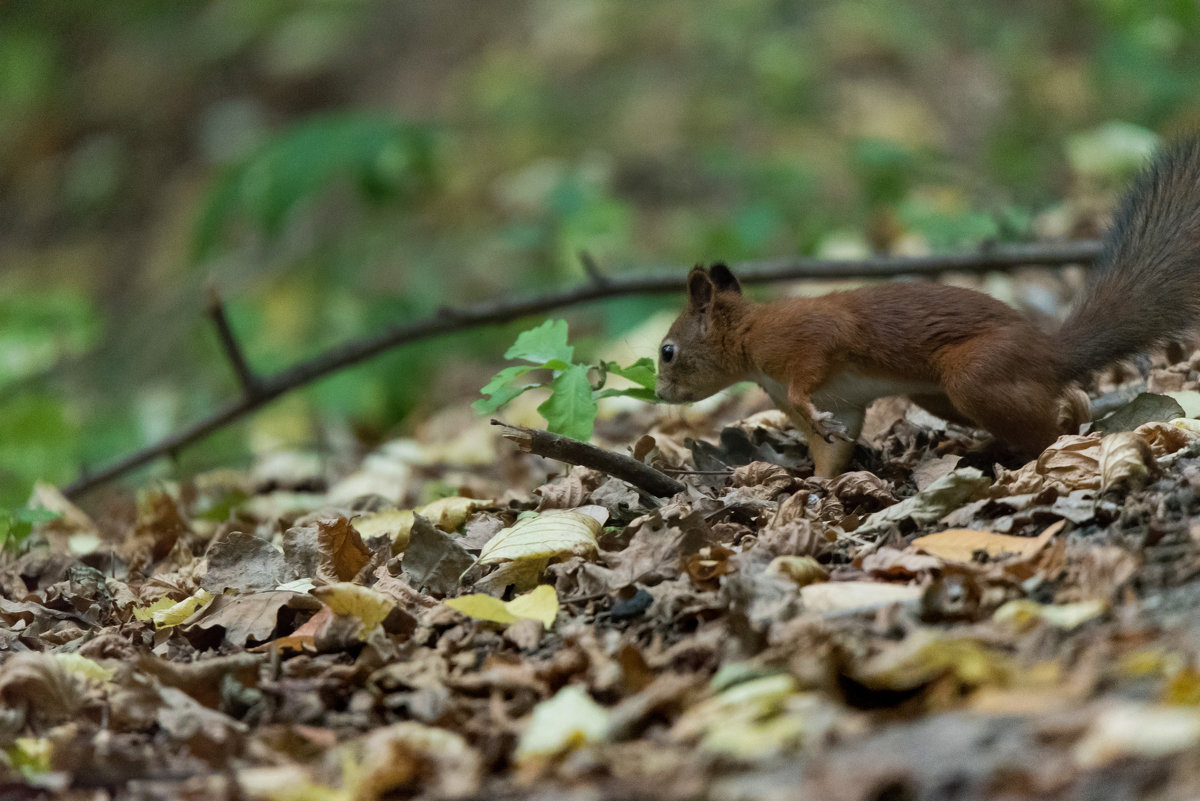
[656,138,1200,477]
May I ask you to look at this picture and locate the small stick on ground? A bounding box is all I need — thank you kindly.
[492,420,686,498]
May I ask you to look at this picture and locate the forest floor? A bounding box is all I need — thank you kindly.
[6,354,1200,801]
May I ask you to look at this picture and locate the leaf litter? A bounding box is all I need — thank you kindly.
[7,374,1200,799]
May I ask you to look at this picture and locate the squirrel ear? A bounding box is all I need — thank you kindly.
[687,265,715,312]
[709,262,742,295]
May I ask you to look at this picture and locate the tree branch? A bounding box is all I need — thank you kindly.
[492,421,685,497]
[62,240,1102,499]
[206,283,261,397]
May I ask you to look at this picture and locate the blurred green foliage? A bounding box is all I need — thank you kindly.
[0,505,60,552]
[5,1,1200,505]
[193,113,435,261]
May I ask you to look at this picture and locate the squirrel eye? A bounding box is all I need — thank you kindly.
[660,343,676,364]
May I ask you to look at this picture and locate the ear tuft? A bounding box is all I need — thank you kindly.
[687,267,715,312]
[709,262,742,295]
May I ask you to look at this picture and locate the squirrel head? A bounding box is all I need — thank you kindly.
[656,263,749,403]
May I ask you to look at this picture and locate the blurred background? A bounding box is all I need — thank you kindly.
[4,0,1200,508]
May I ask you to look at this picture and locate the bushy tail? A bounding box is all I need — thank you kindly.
[1058,137,1200,384]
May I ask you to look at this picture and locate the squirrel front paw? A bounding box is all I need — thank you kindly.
[811,410,852,443]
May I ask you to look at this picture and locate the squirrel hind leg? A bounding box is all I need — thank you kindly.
[908,393,974,427]
[943,378,1063,459]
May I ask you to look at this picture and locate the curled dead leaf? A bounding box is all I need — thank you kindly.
[681,545,736,591]
[826,471,896,512]
[1135,419,1200,457]
[1099,431,1158,492]
[996,434,1101,495]
[730,462,796,495]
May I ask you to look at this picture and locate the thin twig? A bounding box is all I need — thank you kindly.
[63,241,1102,499]
[578,250,607,285]
[492,420,686,498]
[206,282,261,397]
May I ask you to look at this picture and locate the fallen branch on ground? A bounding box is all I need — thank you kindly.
[492,420,686,498]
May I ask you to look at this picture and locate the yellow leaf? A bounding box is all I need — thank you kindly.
[477,507,605,566]
[353,508,415,554]
[444,585,559,629]
[54,653,115,684]
[354,498,493,556]
[445,594,518,625]
[514,685,609,762]
[911,521,1063,564]
[8,737,52,778]
[765,555,828,586]
[311,583,395,640]
[502,584,558,628]
[993,599,1107,631]
[133,589,214,629]
[418,496,493,531]
[131,597,175,622]
[1163,667,1200,706]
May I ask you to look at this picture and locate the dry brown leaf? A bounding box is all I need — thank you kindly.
[253,605,330,654]
[730,462,796,495]
[200,530,288,593]
[826,471,896,512]
[995,434,1101,495]
[315,517,373,584]
[0,652,88,732]
[758,519,834,558]
[187,590,321,646]
[136,652,262,709]
[859,546,943,578]
[534,469,601,509]
[911,520,1065,564]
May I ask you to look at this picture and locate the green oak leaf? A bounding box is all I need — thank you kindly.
[504,319,574,365]
[603,358,656,390]
[538,364,597,441]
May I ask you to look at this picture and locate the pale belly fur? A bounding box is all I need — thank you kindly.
[754,369,943,412]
